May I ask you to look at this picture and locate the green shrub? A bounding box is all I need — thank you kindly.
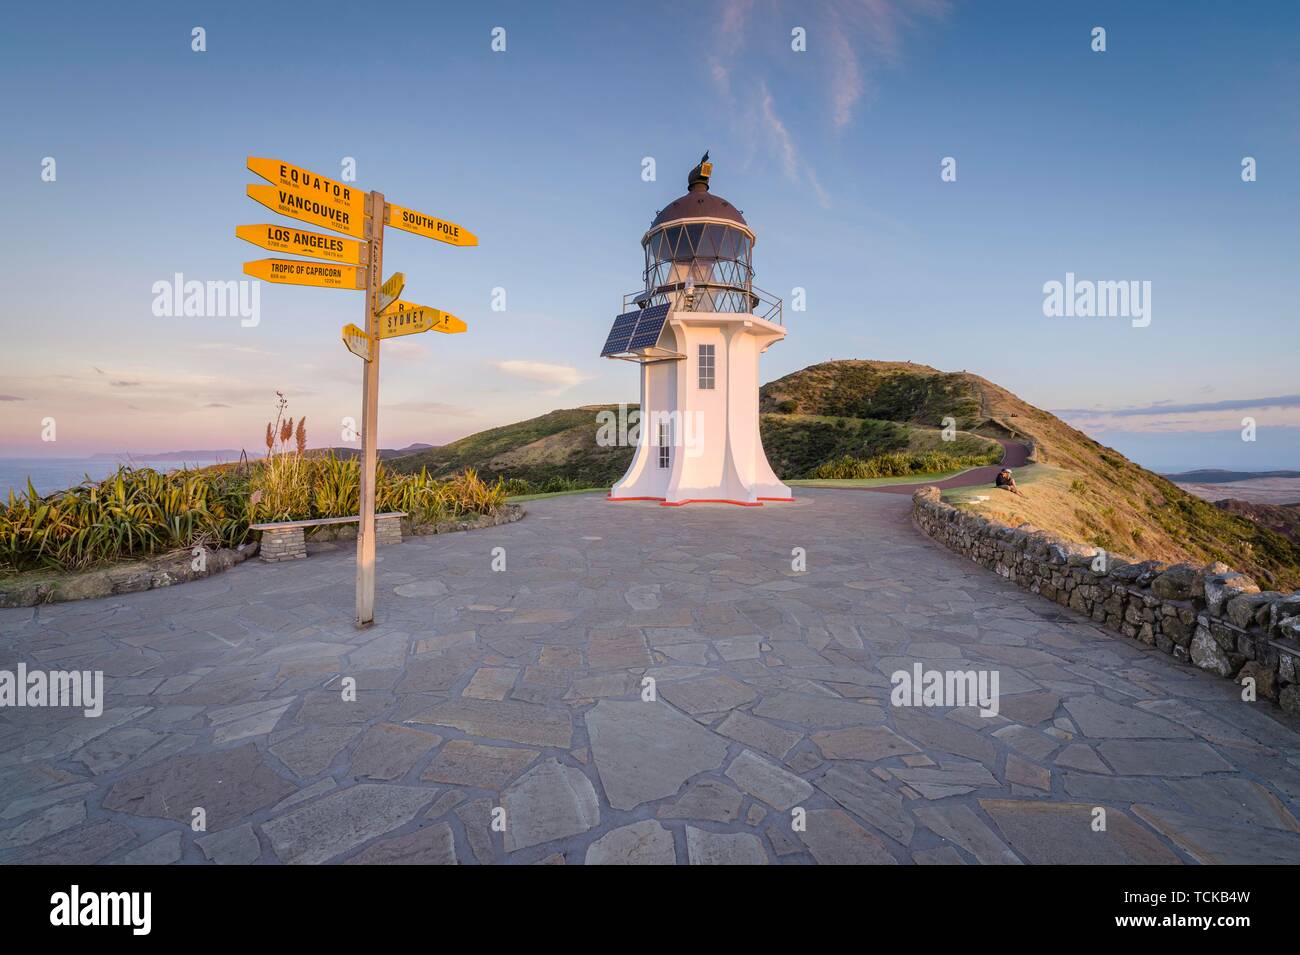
[0,456,507,573]
[0,467,251,572]
[808,447,1002,480]
[501,475,594,497]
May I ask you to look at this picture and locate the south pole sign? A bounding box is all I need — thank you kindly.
[237,156,475,626]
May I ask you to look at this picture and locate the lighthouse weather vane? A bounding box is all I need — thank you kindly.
[601,154,791,506]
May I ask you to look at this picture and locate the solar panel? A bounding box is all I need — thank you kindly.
[627,303,670,350]
[600,309,641,357]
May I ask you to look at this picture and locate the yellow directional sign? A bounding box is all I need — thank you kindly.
[248,157,366,219]
[234,152,477,628]
[236,224,366,265]
[243,258,366,290]
[342,323,372,361]
[377,272,405,314]
[386,203,477,247]
[247,184,367,239]
[379,300,467,338]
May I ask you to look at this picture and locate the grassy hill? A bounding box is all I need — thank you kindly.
[763,360,1300,589]
[384,358,1300,589]
[388,407,634,487]
[388,403,999,487]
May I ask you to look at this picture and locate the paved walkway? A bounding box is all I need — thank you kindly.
[2,490,1299,864]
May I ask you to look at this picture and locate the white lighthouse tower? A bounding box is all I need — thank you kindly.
[602,154,791,506]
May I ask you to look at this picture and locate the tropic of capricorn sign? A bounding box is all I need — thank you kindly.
[238,156,475,626]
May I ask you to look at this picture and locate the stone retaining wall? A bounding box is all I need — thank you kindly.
[408,503,525,536]
[0,543,259,608]
[1,505,527,607]
[911,485,1300,714]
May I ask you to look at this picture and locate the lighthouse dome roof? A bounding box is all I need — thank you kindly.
[650,191,747,229]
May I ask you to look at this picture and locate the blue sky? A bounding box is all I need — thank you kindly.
[2,0,1298,471]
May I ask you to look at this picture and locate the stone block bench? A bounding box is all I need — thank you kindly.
[250,512,406,562]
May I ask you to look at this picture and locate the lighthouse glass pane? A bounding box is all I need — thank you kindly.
[676,227,695,260]
[696,225,718,257]
[685,223,704,255]
[716,227,739,258]
[657,227,677,260]
[659,230,676,260]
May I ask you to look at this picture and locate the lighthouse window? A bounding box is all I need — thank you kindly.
[715,228,739,258]
[696,226,718,257]
[698,344,715,390]
[658,421,671,469]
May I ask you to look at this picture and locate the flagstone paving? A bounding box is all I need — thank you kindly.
[2,489,1300,864]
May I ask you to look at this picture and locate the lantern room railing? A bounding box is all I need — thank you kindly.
[623,283,783,325]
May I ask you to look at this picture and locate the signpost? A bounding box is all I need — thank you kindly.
[237,156,474,626]
[246,184,368,239]
[236,224,366,265]
[341,323,371,361]
[243,258,366,290]
[248,157,366,222]
[386,203,478,247]
[377,272,405,313]
[379,301,467,338]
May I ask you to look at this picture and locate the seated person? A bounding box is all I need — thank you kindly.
[995,468,1021,494]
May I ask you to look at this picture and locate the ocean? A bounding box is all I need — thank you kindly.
[0,457,243,499]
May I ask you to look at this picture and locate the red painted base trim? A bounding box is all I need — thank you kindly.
[660,498,763,507]
[606,495,796,507]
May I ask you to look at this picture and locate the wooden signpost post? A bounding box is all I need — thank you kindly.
[237,156,476,626]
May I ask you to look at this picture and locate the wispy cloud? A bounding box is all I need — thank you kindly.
[826,14,863,129]
[759,84,831,208]
[1055,395,1300,418]
[0,395,24,401]
[494,360,589,393]
[710,0,949,206]
[389,399,476,417]
[382,340,429,362]
[191,343,269,357]
[1055,394,1300,434]
[829,0,950,126]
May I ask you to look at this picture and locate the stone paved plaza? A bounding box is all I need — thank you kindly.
[3,489,1300,865]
